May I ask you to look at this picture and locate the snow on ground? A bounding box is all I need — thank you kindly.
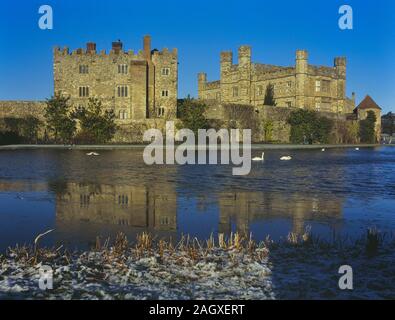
[0,237,394,300]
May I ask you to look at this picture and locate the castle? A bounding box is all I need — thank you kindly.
[54,35,178,121]
[198,46,355,114]
[0,36,383,143]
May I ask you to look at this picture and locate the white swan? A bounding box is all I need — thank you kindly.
[280,156,292,161]
[355,148,360,151]
[86,152,100,156]
[321,148,326,152]
[252,152,265,161]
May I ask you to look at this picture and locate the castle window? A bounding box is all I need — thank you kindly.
[232,87,239,98]
[161,68,170,76]
[118,195,129,205]
[119,110,128,119]
[287,81,292,88]
[161,90,169,97]
[79,65,89,74]
[315,102,321,112]
[117,85,128,97]
[80,194,90,207]
[158,107,165,117]
[321,80,330,93]
[160,216,170,225]
[286,101,292,108]
[257,85,263,96]
[216,92,221,101]
[79,86,89,97]
[118,64,128,74]
[315,80,321,92]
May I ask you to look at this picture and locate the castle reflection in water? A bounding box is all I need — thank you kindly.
[53,182,343,240]
[56,182,177,232]
[0,178,344,244]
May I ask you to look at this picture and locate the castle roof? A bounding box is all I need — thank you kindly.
[355,95,382,111]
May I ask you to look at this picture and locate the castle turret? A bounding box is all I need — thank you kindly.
[238,45,251,66]
[198,73,207,99]
[295,49,308,108]
[220,51,233,76]
[334,57,346,78]
[237,46,252,104]
[220,51,233,103]
[335,57,346,113]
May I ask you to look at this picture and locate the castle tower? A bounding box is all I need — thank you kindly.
[144,35,155,118]
[238,46,252,104]
[334,57,347,113]
[198,73,207,99]
[295,50,308,108]
[220,51,233,103]
[220,51,233,77]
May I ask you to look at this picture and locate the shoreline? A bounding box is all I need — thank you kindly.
[0,143,387,151]
[1,231,394,300]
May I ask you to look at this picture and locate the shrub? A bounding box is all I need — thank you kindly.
[0,131,24,145]
[44,93,76,144]
[288,109,333,144]
[177,97,209,134]
[72,98,117,144]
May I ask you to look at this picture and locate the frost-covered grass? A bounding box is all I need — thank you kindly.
[0,230,394,300]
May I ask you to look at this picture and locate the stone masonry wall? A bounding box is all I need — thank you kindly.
[206,104,348,143]
[53,36,178,124]
[0,101,46,120]
[198,46,352,114]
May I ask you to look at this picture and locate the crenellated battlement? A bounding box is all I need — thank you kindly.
[53,35,178,122]
[198,45,353,113]
[54,43,177,60]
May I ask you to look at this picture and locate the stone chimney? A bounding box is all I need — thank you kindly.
[86,42,96,54]
[112,40,123,54]
[143,35,151,60]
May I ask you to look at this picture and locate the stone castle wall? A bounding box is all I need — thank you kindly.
[54,36,178,122]
[0,100,180,143]
[198,47,354,114]
[0,101,46,120]
[206,103,348,143]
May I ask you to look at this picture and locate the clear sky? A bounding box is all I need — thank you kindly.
[0,0,394,112]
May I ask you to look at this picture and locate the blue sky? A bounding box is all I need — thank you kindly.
[0,0,394,112]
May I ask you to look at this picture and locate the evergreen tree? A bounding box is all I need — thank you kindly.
[44,93,76,144]
[177,97,209,135]
[263,83,276,106]
[72,98,117,144]
[360,111,377,143]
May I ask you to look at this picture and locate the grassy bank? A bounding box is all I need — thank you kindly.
[1,230,394,300]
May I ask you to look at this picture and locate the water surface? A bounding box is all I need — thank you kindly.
[0,147,394,251]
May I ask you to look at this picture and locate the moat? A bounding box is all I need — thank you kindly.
[0,146,395,252]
